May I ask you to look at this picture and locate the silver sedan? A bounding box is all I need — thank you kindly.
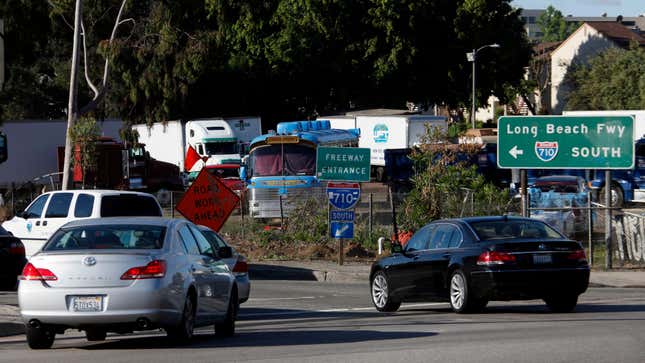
[197,225,250,304]
[18,217,239,349]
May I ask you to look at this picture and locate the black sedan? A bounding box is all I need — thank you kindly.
[370,216,590,314]
[0,225,26,290]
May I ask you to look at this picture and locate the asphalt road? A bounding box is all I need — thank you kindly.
[0,281,644,363]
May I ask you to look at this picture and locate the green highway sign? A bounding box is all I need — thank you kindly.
[316,147,371,182]
[497,116,634,169]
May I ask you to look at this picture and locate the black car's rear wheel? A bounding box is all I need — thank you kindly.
[449,270,486,313]
[371,271,401,312]
[544,294,579,313]
[26,324,55,349]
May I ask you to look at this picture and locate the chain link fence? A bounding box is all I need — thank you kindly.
[2,184,644,268]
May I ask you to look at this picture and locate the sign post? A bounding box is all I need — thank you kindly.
[498,116,635,270]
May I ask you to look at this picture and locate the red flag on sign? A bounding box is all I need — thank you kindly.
[185,145,201,172]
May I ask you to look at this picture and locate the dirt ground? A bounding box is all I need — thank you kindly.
[223,232,376,262]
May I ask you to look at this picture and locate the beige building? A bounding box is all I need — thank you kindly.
[550,22,645,114]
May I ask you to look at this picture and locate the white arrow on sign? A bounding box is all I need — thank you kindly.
[335,224,350,237]
[509,145,524,159]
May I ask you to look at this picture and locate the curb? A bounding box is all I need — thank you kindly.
[0,322,23,337]
[249,263,370,283]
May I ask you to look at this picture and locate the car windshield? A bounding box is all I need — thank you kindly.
[0,225,9,236]
[100,195,162,217]
[248,144,316,177]
[44,225,166,251]
[469,220,563,240]
[204,141,238,155]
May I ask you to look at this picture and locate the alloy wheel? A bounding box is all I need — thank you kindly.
[372,273,388,308]
[450,273,466,310]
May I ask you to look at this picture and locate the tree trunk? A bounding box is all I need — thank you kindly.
[61,0,83,190]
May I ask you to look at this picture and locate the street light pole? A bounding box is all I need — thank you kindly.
[467,43,500,129]
[471,48,476,129]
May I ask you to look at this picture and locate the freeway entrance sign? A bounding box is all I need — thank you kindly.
[497,116,634,169]
[316,147,370,182]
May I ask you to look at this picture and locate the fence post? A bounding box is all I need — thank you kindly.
[240,192,245,240]
[587,192,593,267]
[279,194,284,231]
[389,186,399,244]
[170,191,175,218]
[369,193,373,240]
[10,182,14,213]
[605,170,612,269]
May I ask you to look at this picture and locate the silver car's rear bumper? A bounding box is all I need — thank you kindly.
[19,279,182,328]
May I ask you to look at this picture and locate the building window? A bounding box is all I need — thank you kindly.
[528,16,536,24]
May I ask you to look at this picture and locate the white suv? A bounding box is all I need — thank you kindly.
[2,190,162,258]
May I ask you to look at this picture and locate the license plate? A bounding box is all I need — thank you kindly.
[533,254,552,264]
[71,296,103,312]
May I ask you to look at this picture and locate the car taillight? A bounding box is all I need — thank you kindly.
[121,260,166,280]
[567,249,587,263]
[19,263,58,281]
[477,251,517,265]
[232,259,248,275]
[8,241,25,255]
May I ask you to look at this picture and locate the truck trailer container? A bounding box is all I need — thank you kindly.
[132,117,261,179]
[321,110,447,181]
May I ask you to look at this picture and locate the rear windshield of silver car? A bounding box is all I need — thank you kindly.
[100,195,162,217]
[469,220,562,240]
[43,225,166,251]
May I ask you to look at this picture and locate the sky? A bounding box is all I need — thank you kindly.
[512,0,644,17]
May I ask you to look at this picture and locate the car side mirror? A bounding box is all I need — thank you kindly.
[218,246,233,259]
[390,242,403,254]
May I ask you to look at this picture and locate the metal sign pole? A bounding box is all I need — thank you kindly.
[605,170,612,269]
[587,191,593,267]
[521,169,528,217]
[339,238,344,266]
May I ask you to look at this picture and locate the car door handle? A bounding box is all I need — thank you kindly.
[42,221,48,226]
[442,253,451,258]
[35,221,40,226]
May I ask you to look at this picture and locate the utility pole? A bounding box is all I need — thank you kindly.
[62,0,83,190]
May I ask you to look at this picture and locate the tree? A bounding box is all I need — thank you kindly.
[2,1,532,130]
[398,128,514,230]
[565,43,645,110]
[0,1,68,122]
[536,5,577,42]
[69,115,100,188]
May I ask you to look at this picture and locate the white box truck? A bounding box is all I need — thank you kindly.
[132,117,262,177]
[322,110,447,181]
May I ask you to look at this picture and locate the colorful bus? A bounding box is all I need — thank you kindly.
[241,120,360,219]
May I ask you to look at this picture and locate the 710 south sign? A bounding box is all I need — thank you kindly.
[497,116,634,169]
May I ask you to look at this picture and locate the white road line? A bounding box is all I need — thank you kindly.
[240,302,448,318]
[248,296,317,301]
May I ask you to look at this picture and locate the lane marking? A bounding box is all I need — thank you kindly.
[248,296,317,302]
[240,302,448,318]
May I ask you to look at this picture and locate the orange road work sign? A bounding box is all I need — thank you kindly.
[176,168,240,231]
